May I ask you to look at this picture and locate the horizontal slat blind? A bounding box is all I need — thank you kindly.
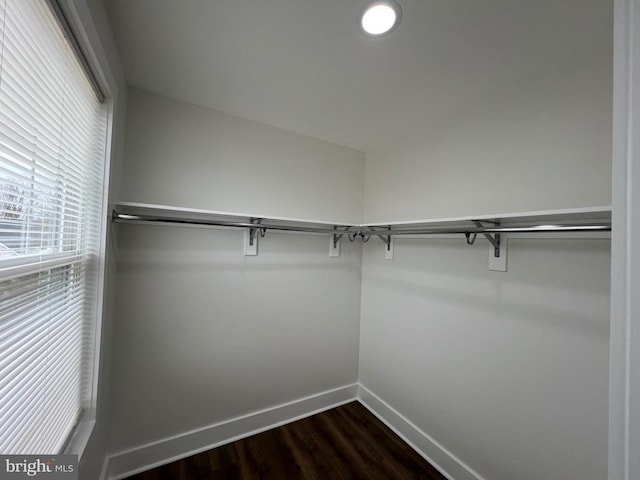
[0,0,107,454]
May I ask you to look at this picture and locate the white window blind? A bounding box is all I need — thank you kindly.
[0,0,107,455]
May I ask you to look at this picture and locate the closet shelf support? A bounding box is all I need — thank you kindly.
[364,227,393,260]
[332,228,345,249]
[473,220,501,258]
[248,218,263,247]
[366,227,392,250]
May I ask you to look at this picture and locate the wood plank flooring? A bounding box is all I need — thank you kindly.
[125,401,447,480]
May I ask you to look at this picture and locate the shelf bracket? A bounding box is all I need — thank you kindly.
[473,220,500,258]
[244,218,262,256]
[368,228,390,247]
[369,228,394,260]
[330,228,344,257]
[333,232,344,249]
[249,218,262,246]
[472,220,507,272]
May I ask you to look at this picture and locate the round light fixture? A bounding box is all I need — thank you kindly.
[361,0,402,37]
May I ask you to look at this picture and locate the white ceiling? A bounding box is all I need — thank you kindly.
[103,0,612,152]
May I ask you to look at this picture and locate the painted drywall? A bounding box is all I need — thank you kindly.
[108,225,362,452]
[121,87,365,224]
[108,88,364,454]
[359,237,610,480]
[363,56,613,223]
[358,52,612,479]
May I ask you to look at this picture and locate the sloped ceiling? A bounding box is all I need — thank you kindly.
[103,0,612,151]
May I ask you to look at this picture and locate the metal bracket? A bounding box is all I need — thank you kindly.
[330,227,345,257]
[473,220,500,258]
[244,218,262,256]
[472,220,507,272]
[368,228,394,260]
[368,228,391,248]
[249,218,262,246]
[385,237,394,260]
[332,231,344,249]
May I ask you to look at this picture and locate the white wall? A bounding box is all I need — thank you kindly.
[107,89,365,455]
[358,56,612,479]
[121,88,365,224]
[363,57,612,223]
[360,238,610,480]
[109,226,362,452]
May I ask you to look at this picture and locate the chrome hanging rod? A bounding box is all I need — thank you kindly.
[362,224,611,235]
[113,209,611,236]
[112,211,355,235]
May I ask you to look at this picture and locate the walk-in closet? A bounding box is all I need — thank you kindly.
[98,1,617,479]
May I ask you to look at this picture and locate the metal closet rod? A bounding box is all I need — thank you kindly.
[112,212,356,235]
[366,224,612,235]
[112,210,611,235]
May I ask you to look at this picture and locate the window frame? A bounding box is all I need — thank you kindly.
[57,0,117,456]
[0,0,121,458]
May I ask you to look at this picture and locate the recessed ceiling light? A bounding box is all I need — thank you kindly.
[361,1,402,37]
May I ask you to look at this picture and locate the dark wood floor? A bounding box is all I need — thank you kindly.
[125,401,447,479]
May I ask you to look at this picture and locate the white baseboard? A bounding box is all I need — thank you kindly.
[357,384,485,480]
[105,383,358,480]
[104,383,484,480]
